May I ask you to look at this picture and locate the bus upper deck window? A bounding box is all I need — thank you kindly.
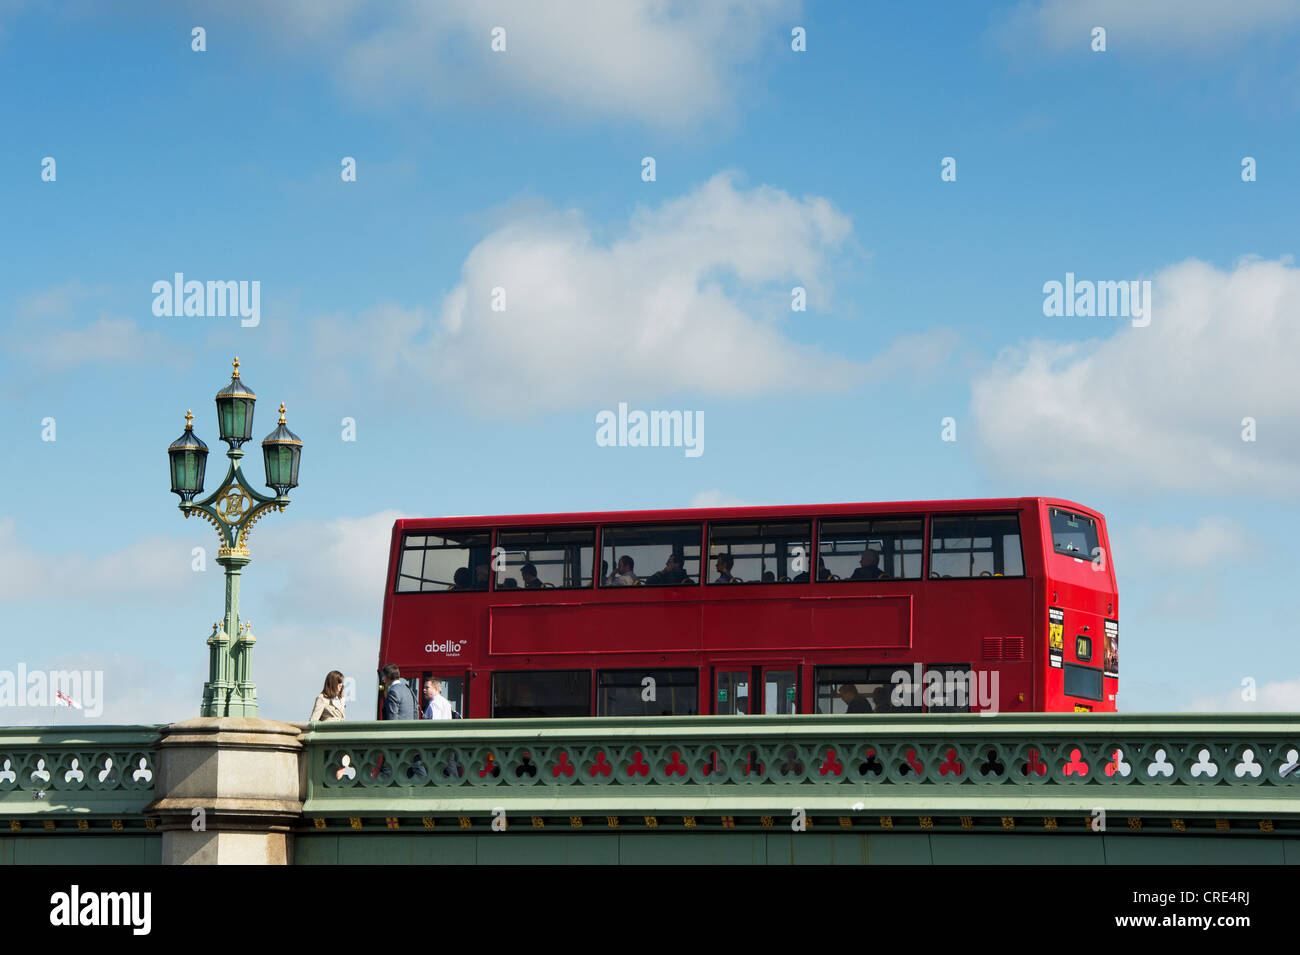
[930,515,1024,578]
[395,531,492,592]
[817,517,923,582]
[707,521,811,584]
[600,524,702,587]
[496,527,595,590]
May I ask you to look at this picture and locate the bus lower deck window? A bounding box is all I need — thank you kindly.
[597,669,698,716]
[815,666,921,714]
[491,670,592,718]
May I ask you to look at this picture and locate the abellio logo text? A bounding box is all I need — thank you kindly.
[425,639,466,656]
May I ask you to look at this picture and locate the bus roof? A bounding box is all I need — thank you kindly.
[392,497,1105,531]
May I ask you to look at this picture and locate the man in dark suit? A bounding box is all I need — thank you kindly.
[647,551,691,586]
[837,684,872,713]
[850,549,887,580]
[380,663,417,720]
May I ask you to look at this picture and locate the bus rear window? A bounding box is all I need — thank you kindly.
[1063,663,1103,701]
[1049,508,1099,560]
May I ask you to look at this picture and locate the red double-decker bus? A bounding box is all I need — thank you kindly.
[376,498,1118,718]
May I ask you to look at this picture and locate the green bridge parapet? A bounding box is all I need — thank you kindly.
[301,714,1300,829]
[0,726,160,816]
[3,716,1300,862]
[0,725,162,859]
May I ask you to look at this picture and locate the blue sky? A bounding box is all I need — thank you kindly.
[2,0,1299,723]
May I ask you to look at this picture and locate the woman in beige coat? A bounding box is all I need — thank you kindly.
[309,670,347,722]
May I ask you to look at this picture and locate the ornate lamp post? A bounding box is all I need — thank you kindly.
[167,358,303,717]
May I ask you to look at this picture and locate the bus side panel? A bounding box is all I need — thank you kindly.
[915,576,1035,713]
[490,601,701,654]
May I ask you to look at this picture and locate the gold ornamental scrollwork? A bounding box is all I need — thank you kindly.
[237,503,285,549]
[216,487,250,522]
[186,506,225,539]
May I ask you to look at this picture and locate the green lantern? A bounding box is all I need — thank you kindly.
[215,356,257,449]
[167,410,209,502]
[262,403,302,495]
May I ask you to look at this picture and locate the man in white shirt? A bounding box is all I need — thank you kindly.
[422,679,454,720]
[608,555,637,586]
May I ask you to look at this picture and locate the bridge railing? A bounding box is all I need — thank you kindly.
[301,714,1300,819]
[0,726,161,828]
[2,716,1299,853]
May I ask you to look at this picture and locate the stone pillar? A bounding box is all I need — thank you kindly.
[145,718,304,864]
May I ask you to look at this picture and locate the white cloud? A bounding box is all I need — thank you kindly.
[253,620,379,723]
[12,316,172,369]
[14,281,107,319]
[970,257,1300,493]
[314,173,868,414]
[211,510,407,720]
[216,0,798,128]
[0,651,202,725]
[1127,517,1252,569]
[0,625,377,724]
[0,517,198,602]
[0,509,404,622]
[216,511,404,719]
[995,0,1300,54]
[3,282,173,370]
[255,509,407,621]
[862,328,963,381]
[1139,580,1225,621]
[0,510,402,723]
[1184,676,1300,713]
